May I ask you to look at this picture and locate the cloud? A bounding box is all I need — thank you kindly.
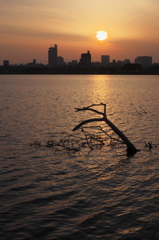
[0,22,91,42]
[150,0,159,4]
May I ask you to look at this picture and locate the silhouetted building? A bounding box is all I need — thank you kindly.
[135,56,152,66]
[91,61,101,67]
[101,55,110,66]
[48,44,57,66]
[111,60,117,66]
[3,60,9,66]
[57,56,65,66]
[68,60,78,66]
[79,51,91,67]
[117,60,122,66]
[27,59,37,66]
[33,59,36,65]
[123,59,131,64]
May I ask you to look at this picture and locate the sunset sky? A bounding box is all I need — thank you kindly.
[1,0,159,64]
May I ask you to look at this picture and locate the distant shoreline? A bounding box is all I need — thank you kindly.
[1,64,159,75]
[1,73,159,75]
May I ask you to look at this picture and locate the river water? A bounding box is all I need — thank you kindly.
[0,74,159,239]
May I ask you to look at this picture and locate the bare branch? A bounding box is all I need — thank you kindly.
[81,103,105,108]
[75,107,104,116]
[81,127,94,150]
[73,103,138,156]
[75,102,107,116]
[73,118,104,131]
[140,106,147,114]
[97,126,124,143]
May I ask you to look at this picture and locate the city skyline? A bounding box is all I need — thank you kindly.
[1,44,154,67]
[1,0,159,64]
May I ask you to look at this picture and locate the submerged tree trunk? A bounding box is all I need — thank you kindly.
[103,117,137,155]
[72,103,138,156]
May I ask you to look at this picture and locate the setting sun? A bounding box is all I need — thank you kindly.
[96,30,108,41]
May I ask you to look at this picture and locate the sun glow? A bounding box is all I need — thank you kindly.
[96,30,108,41]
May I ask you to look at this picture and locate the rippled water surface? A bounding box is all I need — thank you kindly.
[0,75,159,239]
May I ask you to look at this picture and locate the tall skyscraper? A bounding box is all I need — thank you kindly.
[48,44,57,66]
[101,55,110,66]
[79,51,91,67]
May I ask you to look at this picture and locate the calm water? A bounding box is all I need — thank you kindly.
[0,74,159,240]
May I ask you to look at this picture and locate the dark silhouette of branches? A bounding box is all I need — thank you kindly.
[73,103,138,156]
[30,103,154,156]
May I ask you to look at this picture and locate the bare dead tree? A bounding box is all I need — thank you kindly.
[72,103,138,156]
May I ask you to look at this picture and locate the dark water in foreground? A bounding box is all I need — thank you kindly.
[0,75,159,239]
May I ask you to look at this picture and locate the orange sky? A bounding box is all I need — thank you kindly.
[1,0,159,64]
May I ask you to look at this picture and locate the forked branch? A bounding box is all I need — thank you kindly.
[73,103,138,156]
[75,103,107,117]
